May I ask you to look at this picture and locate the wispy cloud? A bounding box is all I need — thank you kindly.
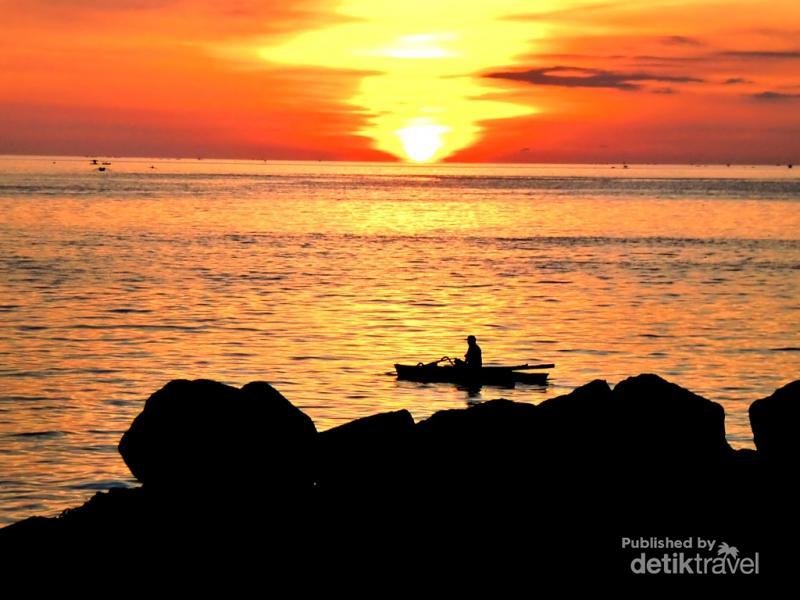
[661,35,704,46]
[721,50,800,60]
[750,91,800,101]
[630,54,706,65]
[486,66,702,91]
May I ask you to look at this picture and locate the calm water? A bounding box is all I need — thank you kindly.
[1,156,799,525]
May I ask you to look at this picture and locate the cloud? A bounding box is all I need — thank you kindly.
[1,0,346,39]
[750,91,800,101]
[486,66,702,91]
[724,77,752,85]
[630,54,706,65]
[505,1,625,23]
[661,35,703,46]
[720,50,800,60]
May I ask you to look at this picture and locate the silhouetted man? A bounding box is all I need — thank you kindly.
[464,335,482,368]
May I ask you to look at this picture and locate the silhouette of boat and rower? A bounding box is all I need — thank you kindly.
[395,335,553,388]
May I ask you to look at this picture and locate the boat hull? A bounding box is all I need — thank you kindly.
[394,364,548,387]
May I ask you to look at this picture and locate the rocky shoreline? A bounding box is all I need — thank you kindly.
[2,373,798,579]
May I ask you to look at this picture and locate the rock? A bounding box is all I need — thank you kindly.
[416,398,538,453]
[535,379,613,456]
[0,516,58,545]
[529,374,732,498]
[4,374,797,578]
[0,487,148,548]
[316,410,415,495]
[118,379,317,496]
[530,375,734,479]
[610,374,731,472]
[731,447,760,468]
[415,399,539,496]
[749,379,800,467]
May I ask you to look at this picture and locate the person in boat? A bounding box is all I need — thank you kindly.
[454,335,482,369]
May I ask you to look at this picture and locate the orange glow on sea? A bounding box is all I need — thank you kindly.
[1,157,799,528]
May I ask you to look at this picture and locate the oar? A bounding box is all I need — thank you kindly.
[507,363,555,370]
[422,356,454,367]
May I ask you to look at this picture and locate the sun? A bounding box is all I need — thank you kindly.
[397,120,449,163]
[260,1,538,162]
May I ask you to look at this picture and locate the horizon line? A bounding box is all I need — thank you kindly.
[0,152,795,168]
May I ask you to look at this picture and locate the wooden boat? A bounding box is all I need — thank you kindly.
[394,361,552,388]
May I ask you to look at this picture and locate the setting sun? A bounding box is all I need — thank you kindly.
[260,0,537,162]
[397,120,448,163]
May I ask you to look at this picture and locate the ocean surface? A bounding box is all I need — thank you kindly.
[1,156,799,525]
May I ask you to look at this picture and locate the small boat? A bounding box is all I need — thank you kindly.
[395,359,553,388]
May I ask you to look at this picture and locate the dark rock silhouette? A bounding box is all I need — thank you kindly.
[534,378,612,470]
[118,379,316,496]
[2,374,800,581]
[525,375,731,482]
[1,487,150,547]
[415,399,538,495]
[316,409,415,496]
[750,379,800,467]
[610,373,732,470]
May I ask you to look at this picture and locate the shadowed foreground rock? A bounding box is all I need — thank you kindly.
[611,374,731,469]
[749,379,800,468]
[316,409,415,497]
[118,379,317,496]
[2,373,799,580]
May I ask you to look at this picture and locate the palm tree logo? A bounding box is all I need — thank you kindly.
[717,542,739,559]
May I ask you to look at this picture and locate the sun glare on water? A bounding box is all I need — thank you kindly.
[261,0,541,162]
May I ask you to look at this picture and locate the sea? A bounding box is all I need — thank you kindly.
[1,155,799,525]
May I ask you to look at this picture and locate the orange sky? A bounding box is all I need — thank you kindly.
[1,0,799,163]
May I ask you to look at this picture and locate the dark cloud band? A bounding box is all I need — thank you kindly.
[486,66,702,91]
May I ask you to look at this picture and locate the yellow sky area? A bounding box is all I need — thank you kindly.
[261,0,555,162]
